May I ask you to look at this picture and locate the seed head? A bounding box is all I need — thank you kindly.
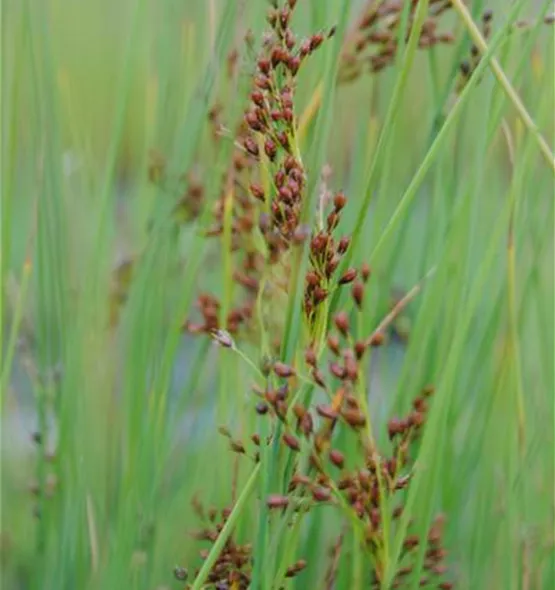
[250,183,265,201]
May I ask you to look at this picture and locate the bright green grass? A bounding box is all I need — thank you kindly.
[1,1,554,589]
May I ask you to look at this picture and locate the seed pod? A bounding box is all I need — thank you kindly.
[333,192,347,210]
[310,33,324,51]
[245,111,263,131]
[258,57,271,74]
[285,558,307,577]
[244,137,259,157]
[361,262,371,282]
[326,256,340,277]
[329,362,346,380]
[403,535,419,550]
[282,107,294,124]
[313,287,328,304]
[312,486,331,502]
[267,495,289,509]
[337,236,350,254]
[255,75,271,90]
[344,355,358,382]
[327,334,340,355]
[327,211,339,231]
[438,582,454,590]
[276,131,290,150]
[316,404,338,420]
[250,183,265,201]
[369,332,385,347]
[283,432,300,452]
[342,408,366,428]
[311,368,326,388]
[299,39,311,57]
[264,138,277,160]
[230,440,245,454]
[251,434,261,446]
[339,268,357,285]
[251,90,265,107]
[334,312,350,336]
[329,449,344,468]
[304,347,317,367]
[352,281,364,309]
[256,402,269,415]
[354,340,366,360]
[274,361,295,378]
[288,55,301,75]
[293,404,306,420]
[409,411,425,427]
[300,412,314,437]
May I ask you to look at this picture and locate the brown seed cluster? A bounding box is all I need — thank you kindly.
[184,495,306,589]
[302,191,367,325]
[340,0,455,82]
[179,3,456,588]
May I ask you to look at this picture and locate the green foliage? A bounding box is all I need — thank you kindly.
[2,1,553,589]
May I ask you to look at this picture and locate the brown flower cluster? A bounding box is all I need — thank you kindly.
[340,0,455,82]
[180,496,307,589]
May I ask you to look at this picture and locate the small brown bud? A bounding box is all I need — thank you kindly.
[288,55,301,75]
[316,404,338,420]
[230,440,245,454]
[339,268,357,285]
[274,361,296,378]
[329,449,344,468]
[282,107,294,124]
[305,347,317,367]
[256,401,269,415]
[244,137,259,157]
[267,495,289,509]
[438,583,454,590]
[313,287,328,304]
[250,183,265,201]
[387,417,403,440]
[351,281,364,309]
[255,75,271,90]
[327,334,340,355]
[342,408,366,428]
[334,312,350,336]
[251,433,261,446]
[311,368,326,388]
[482,9,493,22]
[293,404,306,420]
[310,33,324,51]
[264,138,277,160]
[245,111,263,131]
[337,236,350,254]
[409,411,425,427]
[312,486,331,502]
[283,432,300,451]
[369,332,385,347]
[403,535,420,550]
[258,58,271,74]
[333,192,347,210]
[251,90,265,107]
[361,263,371,282]
[329,362,345,380]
